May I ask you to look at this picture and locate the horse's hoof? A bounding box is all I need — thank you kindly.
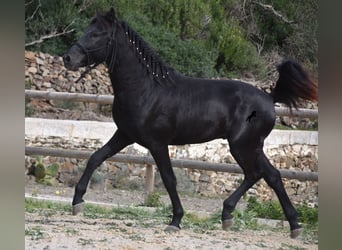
[222,218,234,230]
[164,225,180,233]
[290,228,302,239]
[72,202,85,215]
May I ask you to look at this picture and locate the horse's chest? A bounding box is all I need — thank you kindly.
[112,101,146,135]
[113,105,135,128]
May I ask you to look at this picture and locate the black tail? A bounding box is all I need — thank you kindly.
[271,60,318,110]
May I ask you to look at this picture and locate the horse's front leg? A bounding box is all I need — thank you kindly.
[72,130,133,215]
[149,145,184,232]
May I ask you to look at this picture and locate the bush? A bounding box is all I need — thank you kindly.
[246,196,284,220]
[25,0,80,55]
[122,14,219,77]
[208,11,264,78]
[25,0,316,79]
[115,0,211,39]
[145,192,164,207]
[246,196,318,226]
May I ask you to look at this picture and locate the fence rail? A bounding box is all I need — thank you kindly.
[25,89,318,118]
[25,146,318,182]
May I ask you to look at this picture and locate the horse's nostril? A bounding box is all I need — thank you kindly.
[63,54,71,63]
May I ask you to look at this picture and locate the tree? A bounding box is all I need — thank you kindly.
[25,0,79,53]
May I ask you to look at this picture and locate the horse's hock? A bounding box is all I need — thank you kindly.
[25,50,318,208]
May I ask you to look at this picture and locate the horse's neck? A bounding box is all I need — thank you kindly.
[108,37,149,93]
[108,22,176,93]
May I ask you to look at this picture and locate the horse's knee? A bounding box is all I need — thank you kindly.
[88,151,104,166]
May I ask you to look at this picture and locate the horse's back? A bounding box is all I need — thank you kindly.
[165,77,276,145]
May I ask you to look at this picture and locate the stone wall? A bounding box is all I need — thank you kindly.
[25,134,318,208]
[25,51,113,95]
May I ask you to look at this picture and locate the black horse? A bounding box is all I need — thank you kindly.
[63,8,317,238]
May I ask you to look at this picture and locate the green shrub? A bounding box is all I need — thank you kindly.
[115,0,210,39]
[145,192,163,207]
[297,202,318,225]
[209,18,264,78]
[25,98,34,117]
[122,14,219,77]
[90,170,104,184]
[246,196,318,226]
[246,196,284,220]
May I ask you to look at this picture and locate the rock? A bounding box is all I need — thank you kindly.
[27,67,38,74]
[247,188,258,196]
[188,144,207,159]
[36,57,45,65]
[191,172,200,183]
[25,51,36,62]
[199,173,210,183]
[38,52,46,60]
[42,68,50,77]
[42,82,52,88]
[61,161,78,173]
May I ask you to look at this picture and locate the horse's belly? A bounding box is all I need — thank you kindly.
[169,125,227,145]
[170,136,225,145]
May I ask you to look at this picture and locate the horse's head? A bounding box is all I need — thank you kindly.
[63,8,117,71]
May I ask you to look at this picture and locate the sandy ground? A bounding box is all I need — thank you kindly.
[25,212,317,250]
[25,180,318,250]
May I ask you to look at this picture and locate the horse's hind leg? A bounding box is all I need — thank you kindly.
[259,152,302,238]
[72,130,133,215]
[222,140,301,238]
[221,144,262,229]
[222,175,261,229]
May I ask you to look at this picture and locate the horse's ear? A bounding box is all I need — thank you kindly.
[106,7,117,22]
[95,8,102,17]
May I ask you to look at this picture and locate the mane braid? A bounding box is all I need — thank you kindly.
[121,21,174,84]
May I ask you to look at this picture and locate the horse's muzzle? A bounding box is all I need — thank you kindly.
[63,54,82,71]
[63,45,87,71]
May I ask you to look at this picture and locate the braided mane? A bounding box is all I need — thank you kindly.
[121,21,175,83]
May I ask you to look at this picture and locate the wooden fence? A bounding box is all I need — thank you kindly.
[25,89,318,118]
[25,146,318,181]
[25,146,318,196]
[25,89,318,195]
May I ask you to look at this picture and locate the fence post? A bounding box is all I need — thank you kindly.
[145,164,155,202]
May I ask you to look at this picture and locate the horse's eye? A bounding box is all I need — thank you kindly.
[90,32,100,38]
[90,31,107,39]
